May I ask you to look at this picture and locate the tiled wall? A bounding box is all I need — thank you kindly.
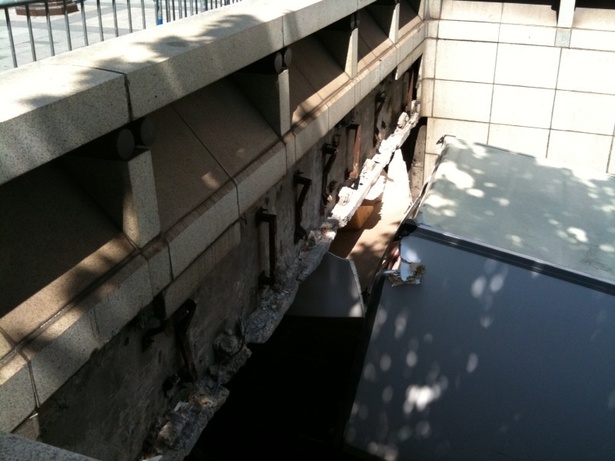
[422,0,615,175]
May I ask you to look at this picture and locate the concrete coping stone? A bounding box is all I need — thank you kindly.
[0,0,375,187]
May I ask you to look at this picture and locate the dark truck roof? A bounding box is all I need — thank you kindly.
[345,136,615,461]
[414,136,615,286]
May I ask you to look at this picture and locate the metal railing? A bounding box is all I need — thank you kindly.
[0,0,241,71]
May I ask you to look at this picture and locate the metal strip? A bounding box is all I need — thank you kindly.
[410,224,615,296]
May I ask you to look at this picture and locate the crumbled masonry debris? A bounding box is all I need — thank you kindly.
[142,109,418,461]
[386,263,426,286]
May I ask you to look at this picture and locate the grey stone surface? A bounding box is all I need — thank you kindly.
[0,236,133,346]
[142,239,173,296]
[148,106,231,231]
[235,142,288,214]
[356,59,382,103]
[166,182,239,278]
[49,4,286,120]
[283,132,297,168]
[163,223,241,316]
[24,305,102,405]
[292,107,329,162]
[0,352,35,432]
[0,0,421,441]
[0,162,134,345]
[90,255,153,343]
[325,83,357,131]
[62,149,161,248]
[289,64,325,125]
[0,432,98,461]
[292,35,350,104]
[173,79,279,178]
[0,330,12,361]
[0,63,129,187]
[234,70,291,137]
[123,150,161,247]
[282,0,356,46]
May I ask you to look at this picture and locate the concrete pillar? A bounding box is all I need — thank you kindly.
[369,0,401,43]
[317,15,359,78]
[425,0,442,20]
[558,0,576,28]
[63,148,161,248]
[234,50,292,136]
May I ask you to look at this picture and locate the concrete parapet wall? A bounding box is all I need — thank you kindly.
[0,0,425,457]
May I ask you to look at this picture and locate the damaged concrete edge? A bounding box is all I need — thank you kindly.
[142,109,417,461]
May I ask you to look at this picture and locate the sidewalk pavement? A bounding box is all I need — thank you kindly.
[0,0,217,72]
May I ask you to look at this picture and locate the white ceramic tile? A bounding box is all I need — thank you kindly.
[495,44,560,88]
[557,49,615,95]
[433,80,493,122]
[574,7,615,32]
[441,0,502,23]
[558,0,575,28]
[501,3,556,27]
[490,85,555,129]
[499,24,555,47]
[437,20,499,42]
[422,38,437,79]
[552,91,615,136]
[436,40,497,83]
[547,130,612,172]
[571,29,615,52]
[426,117,489,153]
[420,78,435,118]
[487,124,549,158]
[425,0,442,20]
[427,19,439,38]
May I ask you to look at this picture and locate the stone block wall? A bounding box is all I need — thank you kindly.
[0,0,425,458]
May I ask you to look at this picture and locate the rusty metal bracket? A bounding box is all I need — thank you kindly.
[321,143,338,214]
[256,208,277,286]
[143,297,198,394]
[175,299,198,384]
[294,172,312,243]
[346,124,361,180]
[142,292,167,350]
